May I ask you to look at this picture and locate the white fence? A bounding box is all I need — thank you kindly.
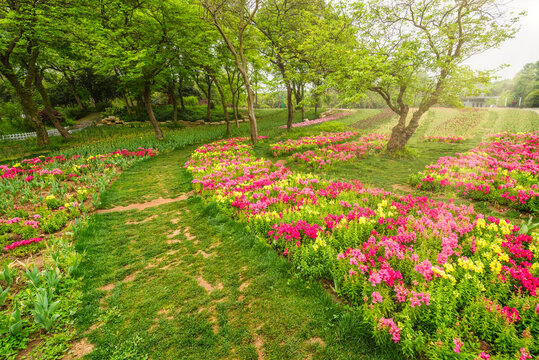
[0,127,83,142]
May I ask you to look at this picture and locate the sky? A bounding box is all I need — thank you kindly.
[463,0,539,80]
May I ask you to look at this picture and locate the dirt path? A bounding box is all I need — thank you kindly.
[70,112,101,130]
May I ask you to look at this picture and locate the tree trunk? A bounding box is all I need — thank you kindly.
[231,92,239,127]
[301,85,305,120]
[387,106,429,151]
[237,67,257,142]
[143,84,164,140]
[286,83,294,130]
[66,76,84,110]
[178,78,185,111]
[386,109,410,151]
[276,59,294,131]
[206,78,212,121]
[211,75,230,136]
[122,92,132,114]
[0,63,50,146]
[35,72,72,139]
[20,92,50,146]
[169,83,178,123]
[235,94,240,125]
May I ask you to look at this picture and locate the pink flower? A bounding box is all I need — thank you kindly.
[453,338,463,353]
[372,291,383,304]
[377,317,401,343]
[520,348,532,360]
[477,352,490,360]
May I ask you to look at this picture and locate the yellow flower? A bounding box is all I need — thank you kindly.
[476,218,486,229]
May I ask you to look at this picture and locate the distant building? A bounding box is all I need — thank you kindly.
[461,96,499,108]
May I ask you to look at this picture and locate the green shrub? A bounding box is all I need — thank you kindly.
[183,96,198,107]
[41,211,68,234]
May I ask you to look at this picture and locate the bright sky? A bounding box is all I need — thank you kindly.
[464,0,539,80]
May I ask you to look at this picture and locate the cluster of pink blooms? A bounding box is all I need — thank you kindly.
[269,131,358,156]
[185,137,538,358]
[0,148,156,180]
[415,132,539,210]
[377,317,401,342]
[484,298,521,323]
[5,237,43,250]
[290,134,389,168]
[422,135,465,143]
[453,338,464,353]
[279,111,352,129]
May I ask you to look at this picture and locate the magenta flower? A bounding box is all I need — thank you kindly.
[453,338,463,353]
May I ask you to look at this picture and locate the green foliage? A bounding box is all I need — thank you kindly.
[8,309,23,336]
[0,285,9,305]
[524,89,539,107]
[24,266,43,289]
[0,264,16,286]
[183,96,198,107]
[31,288,61,331]
[41,211,68,234]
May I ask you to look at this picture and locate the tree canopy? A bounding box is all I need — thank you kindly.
[0,0,526,147]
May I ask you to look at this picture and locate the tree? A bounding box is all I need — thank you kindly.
[199,0,261,143]
[35,68,72,138]
[513,61,538,103]
[256,0,326,129]
[87,0,205,140]
[343,0,521,150]
[0,1,61,146]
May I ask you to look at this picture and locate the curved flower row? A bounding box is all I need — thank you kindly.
[278,111,353,129]
[411,132,539,213]
[1,148,156,256]
[185,137,538,359]
[269,131,358,156]
[290,134,388,168]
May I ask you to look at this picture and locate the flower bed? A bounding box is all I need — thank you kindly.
[185,137,538,359]
[422,135,465,143]
[0,148,156,256]
[269,131,358,156]
[279,111,353,129]
[410,132,539,213]
[291,134,388,168]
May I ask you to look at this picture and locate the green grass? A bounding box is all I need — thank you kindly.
[74,147,398,360]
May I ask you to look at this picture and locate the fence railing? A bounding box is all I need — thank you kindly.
[0,127,83,142]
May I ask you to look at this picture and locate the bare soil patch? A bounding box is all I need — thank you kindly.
[62,338,94,359]
[183,228,196,241]
[167,228,182,239]
[306,337,326,347]
[195,250,211,258]
[239,280,251,292]
[125,214,158,225]
[122,271,140,283]
[253,334,265,360]
[97,191,194,213]
[98,283,115,292]
[197,274,223,293]
[392,183,413,193]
